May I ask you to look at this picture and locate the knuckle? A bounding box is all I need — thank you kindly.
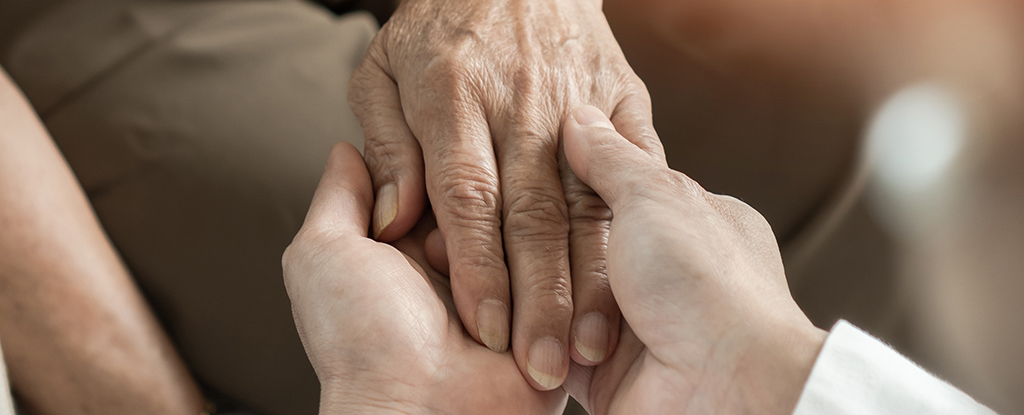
[455,241,508,277]
[438,170,502,225]
[409,55,482,127]
[712,194,774,238]
[422,51,477,94]
[348,61,373,97]
[280,241,299,275]
[627,77,653,104]
[363,138,416,179]
[281,226,347,280]
[503,189,569,241]
[347,44,390,113]
[510,64,546,99]
[659,170,707,201]
[565,187,613,223]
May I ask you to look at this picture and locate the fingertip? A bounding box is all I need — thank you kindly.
[571,105,617,129]
[328,142,373,206]
[424,228,450,275]
[477,299,510,353]
[326,142,369,187]
[527,337,568,390]
[372,182,399,238]
[563,106,615,184]
[372,179,426,242]
[564,105,660,209]
[572,312,611,365]
[305,142,375,234]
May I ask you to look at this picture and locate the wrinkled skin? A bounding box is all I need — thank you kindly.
[348,0,663,389]
[286,110,829,415]
[282,143,567,414]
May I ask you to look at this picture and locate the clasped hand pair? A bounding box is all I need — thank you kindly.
[282,106,827,415]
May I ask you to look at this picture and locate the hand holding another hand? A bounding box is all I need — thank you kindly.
[558,106,827,415]
[283,106,828,415]
[282,143,566,414]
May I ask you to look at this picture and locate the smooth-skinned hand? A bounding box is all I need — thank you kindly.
[281,143,567,415]
[348,0,662,390]
[550,106,827,414]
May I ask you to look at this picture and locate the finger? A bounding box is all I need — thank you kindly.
[420,107,511,355]
[302,142,374,235]
[563,105,669,210]
[564,323,647,415]
[498,125,572,391]
[560,90,658,366]
[561,163,620,366]
[424,228,450,276]
[348,47,426,241]
[557,91,659,364]
[610,86,667,163]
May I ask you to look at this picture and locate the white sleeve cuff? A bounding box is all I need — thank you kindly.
[792,320,994,415]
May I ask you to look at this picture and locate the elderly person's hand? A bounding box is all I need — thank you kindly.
[347,0,660,390]
[546,107,827,414]
[281,143,568,414]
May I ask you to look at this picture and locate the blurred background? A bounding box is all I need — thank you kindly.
[605,0,1024,413]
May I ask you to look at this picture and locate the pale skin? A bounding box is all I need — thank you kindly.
[282,143,569,415]
[283,105,827,415]
[0,69,204,415]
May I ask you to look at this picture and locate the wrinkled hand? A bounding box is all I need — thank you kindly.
[348,0,661,390]
[282,143,567,414]
[550,107,828,414]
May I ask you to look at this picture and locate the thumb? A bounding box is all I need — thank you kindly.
[563,105,665,209]
[302,142,375,236]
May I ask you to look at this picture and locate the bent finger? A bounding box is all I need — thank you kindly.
[349,48,426,241]
[610,86,666,162]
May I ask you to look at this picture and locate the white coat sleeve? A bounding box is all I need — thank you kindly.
[792,320,995,415]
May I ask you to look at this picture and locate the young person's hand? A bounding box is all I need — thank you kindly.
[281,143,567,414]
[556,106,828,414]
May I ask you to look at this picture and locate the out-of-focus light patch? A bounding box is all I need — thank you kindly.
[865,83,966,195]
[864,83,968,240]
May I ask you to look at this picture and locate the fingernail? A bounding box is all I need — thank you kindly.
[527,337,565,390]
[477,300,509,353]
[574,312,610,363]
[372,183,398,239]
[572,106,615,129]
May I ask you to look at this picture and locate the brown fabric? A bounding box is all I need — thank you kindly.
[3,2,375,414]
[0,0,66,57]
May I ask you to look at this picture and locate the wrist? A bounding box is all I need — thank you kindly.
[729,319,827,415]
[318,379,422,415]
